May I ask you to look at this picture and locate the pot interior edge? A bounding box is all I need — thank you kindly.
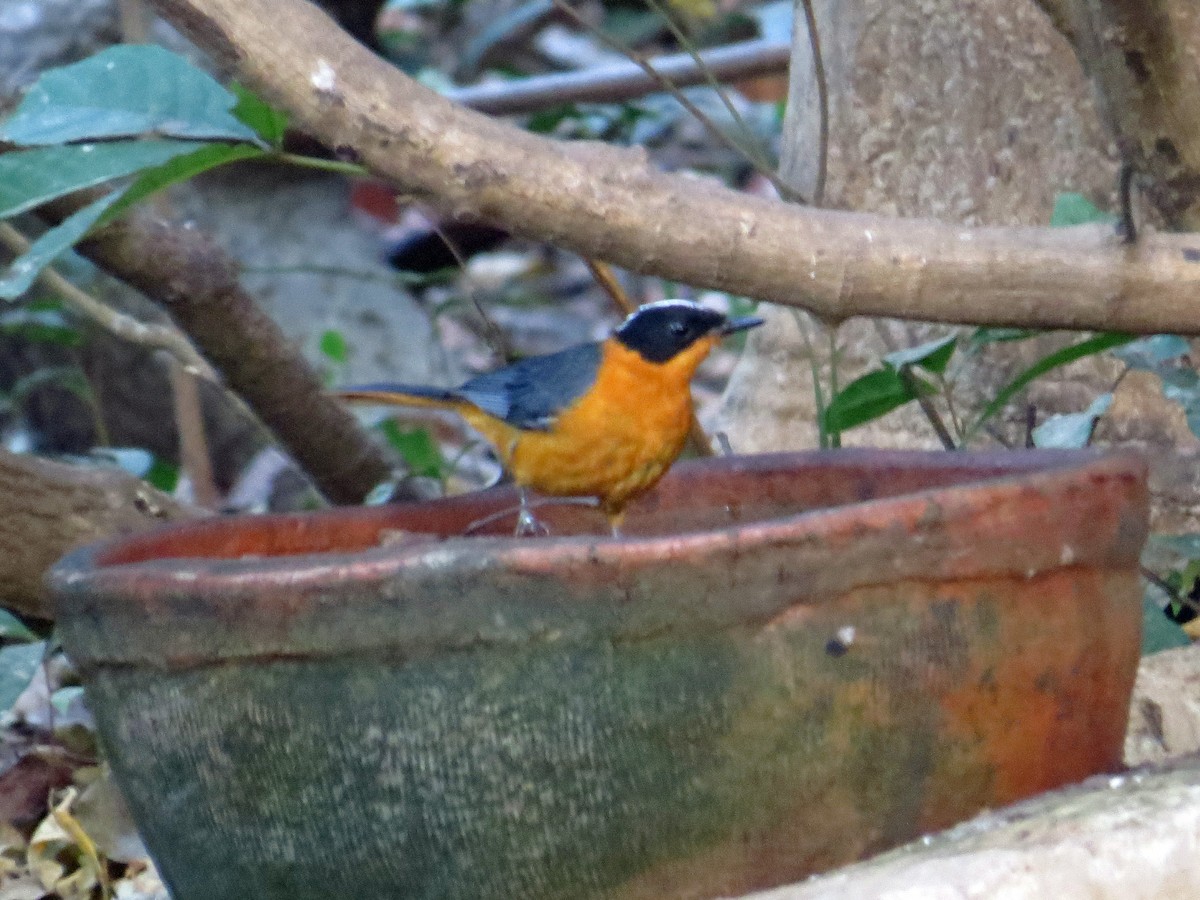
[72,449,1140,572]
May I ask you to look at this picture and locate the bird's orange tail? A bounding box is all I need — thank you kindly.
[334,384,465,412]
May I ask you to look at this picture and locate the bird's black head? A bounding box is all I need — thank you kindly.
[613,300,764,363]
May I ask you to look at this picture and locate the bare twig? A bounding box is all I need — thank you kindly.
[547,0,805,203]
[585,259,637,316]
[448,38,790,116]
[1141,563,1200,619]
[0,222,219,382]
[430,221,512,362]
[167,357,221,508]
[797,0,829,205]
[791,309,829,449]
[636,1,775,171]
[896,366,957,450]
[1119,162,1137,243]
[869,319,962,446]
[825,323,841,447]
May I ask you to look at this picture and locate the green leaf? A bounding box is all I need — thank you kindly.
[0,641,45,713]
[0,306,81,346]
[1,44,260,146]
[883,335,957,375]
[146,456,180,493]
[0,191,120,300]
[231,84,289,146]
[1142,589,1191,655]
[823,367,936,433]
[968,327,1038,348]
[0,140,203,219]
[969,332,1135,438]
[1031,393,1112,449]
[1173,559,1200,619]
[319,329,350,364]
[526,103,582,135]
[0,610,37,642]
[102,142,268,224]
[88,447,178,492]
[378,420,445,479]
[1050,192,1115,227]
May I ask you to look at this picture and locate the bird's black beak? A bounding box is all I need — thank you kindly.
[720,315,765,336]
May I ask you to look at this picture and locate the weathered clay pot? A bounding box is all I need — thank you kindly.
[50,450,1147,900]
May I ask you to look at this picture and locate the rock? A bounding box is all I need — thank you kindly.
[740,757,1200,900]
[1126,644,1200,767]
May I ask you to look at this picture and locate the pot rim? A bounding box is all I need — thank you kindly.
[50,448,1145,591]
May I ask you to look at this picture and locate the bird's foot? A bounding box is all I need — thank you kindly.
[608,510,626,539]
[514,504,550,537]
[463,505,548,536]
[462,494,604,537]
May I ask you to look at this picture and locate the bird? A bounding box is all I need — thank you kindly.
[336,299,764,536]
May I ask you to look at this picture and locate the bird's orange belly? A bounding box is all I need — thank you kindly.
[507,378,693,512]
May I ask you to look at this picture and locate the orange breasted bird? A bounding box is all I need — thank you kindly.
[336,300,764,535]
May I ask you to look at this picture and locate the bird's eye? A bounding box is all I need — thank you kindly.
[669,321,688,337]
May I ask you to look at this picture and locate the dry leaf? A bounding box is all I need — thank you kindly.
[113,859,168,900]
[28,787,108,899]
[0,825,25,877]
[0,873,45,900]
[72,767,148,863]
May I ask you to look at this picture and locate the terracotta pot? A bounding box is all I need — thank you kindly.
[50,450,1148,900]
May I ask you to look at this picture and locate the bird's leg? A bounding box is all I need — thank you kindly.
[462,497,547,536]
[462,495,602,537]
[514,488,549,536]
[607,507,626,539]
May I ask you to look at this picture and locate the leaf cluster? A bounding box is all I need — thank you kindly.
[0,45,290,300]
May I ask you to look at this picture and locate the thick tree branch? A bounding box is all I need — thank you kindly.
[40,195,404,505]
[145,0,1200,335]
[1033,0,1200,230]
[0,448,201,619]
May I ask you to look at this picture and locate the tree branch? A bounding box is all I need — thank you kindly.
[447,38,790,117]
[0,448,201,619]
[145,0,1200,335]
[1033,0,1200,229]
[42,195,406,505]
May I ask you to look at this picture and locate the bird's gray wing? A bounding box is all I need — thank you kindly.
[456,342,603,431]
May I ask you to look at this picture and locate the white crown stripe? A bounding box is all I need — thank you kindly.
[616,299,708,333]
